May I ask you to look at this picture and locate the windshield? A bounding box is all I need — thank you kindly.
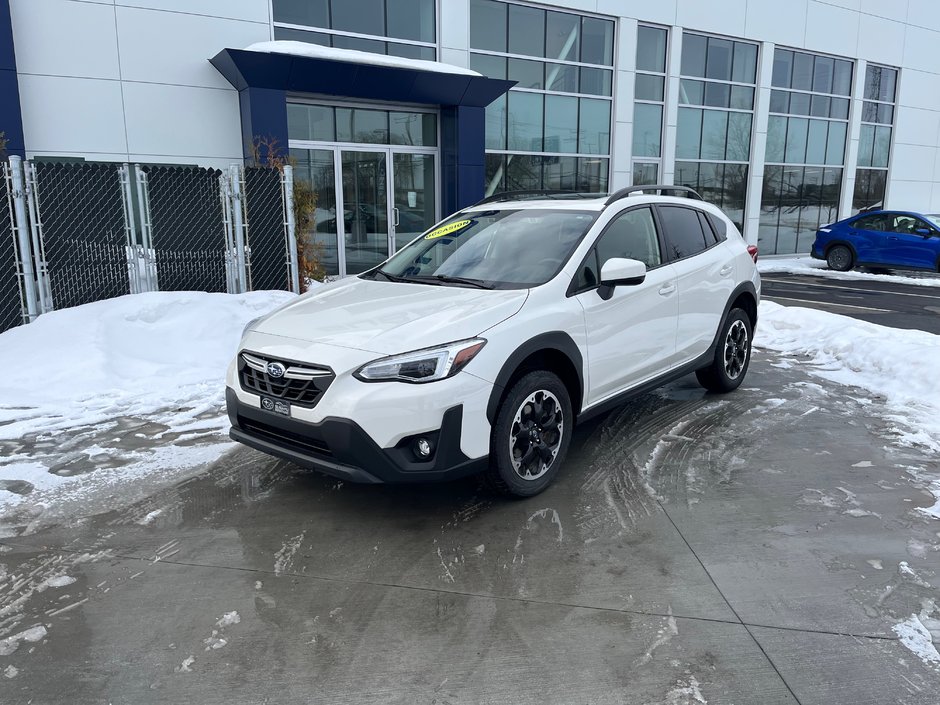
[926,215,940,229]
[368,208,598,289]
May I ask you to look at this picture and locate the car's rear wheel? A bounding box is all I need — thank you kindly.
[696,308,752,393]
[484,370,572,497]
[826,244,854,271]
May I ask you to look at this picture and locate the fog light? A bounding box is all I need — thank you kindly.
[414,437,433,459]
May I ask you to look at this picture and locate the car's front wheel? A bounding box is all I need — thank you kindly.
[696,308,753,393]
[826,244,854,271]
[485,370,572,497]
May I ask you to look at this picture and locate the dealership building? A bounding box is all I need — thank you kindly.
[3,0,940,276]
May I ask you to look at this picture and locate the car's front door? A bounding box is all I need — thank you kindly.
[574,206,678,406]
[887,215,940,270]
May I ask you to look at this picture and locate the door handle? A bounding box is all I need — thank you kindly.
[719,264,733,276]
[887,235,899,241]
[659,283,676,296]
[392,207,400,227]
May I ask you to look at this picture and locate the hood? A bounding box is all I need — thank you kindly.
[251,277,528,354]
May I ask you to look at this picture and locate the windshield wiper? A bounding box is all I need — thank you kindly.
[372,269,417,283]
[418,275,495,290]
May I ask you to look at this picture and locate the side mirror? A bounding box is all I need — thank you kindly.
[598,258,646,299]
[915,227,933,236]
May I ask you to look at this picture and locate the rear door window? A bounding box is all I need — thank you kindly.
[852,214,891,232]
[658,206,710,260]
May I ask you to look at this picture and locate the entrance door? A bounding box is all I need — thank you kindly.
[341,150,389,275]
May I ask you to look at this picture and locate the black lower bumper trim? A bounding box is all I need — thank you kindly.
[226,388,488,484]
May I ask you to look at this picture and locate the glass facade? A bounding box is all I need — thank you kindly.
[632,25,667,185]
[759,49,853,254]
[675,32,757,230]
[273,0,436,60]
[470,0,614,194]
[853,65,897,212]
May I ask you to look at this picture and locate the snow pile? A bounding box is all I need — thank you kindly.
[755,301,940,451]
[758,256,940,288]
[244,41,481,77]
[893,613,940,667]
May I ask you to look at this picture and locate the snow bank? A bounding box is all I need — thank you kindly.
[244,41,481,77]
[756,301,940,451]
[758,256,940,288]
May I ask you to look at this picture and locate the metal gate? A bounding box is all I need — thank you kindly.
[0,164,23,332]
[244,166,291,292]
[141,165,228,293]
[29,162,130,310]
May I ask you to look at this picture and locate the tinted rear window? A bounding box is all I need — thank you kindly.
[658,206,710,260]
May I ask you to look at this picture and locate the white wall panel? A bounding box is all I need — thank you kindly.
[745,0,808,48]
[675,0,747,37]
[896,69,940,112]
[116,6,267,89]
[908,0,940,32]
[890,144,936,183]
[598,0,677,26]
[894,107,940,148]
[804,2,858,56]
[18,75,128,155]
[860,0,910,21]
[901,25,940,75]
[856,13,905,66]
[115,0,269,24]
[10,0,120,79]
[440,0,469,51]
[888,179,933,207]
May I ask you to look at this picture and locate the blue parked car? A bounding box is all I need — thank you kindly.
[811,210,940,272]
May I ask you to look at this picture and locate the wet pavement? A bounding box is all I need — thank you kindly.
[1,353,939,704]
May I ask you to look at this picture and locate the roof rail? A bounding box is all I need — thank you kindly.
[471,190,606,206]
[604,184,703,206]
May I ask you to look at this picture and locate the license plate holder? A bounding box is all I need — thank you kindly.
[260,396,291,417]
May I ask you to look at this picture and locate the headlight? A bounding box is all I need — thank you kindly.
[355,339,486,383]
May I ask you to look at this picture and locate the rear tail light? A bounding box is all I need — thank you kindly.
[747,245,758,263]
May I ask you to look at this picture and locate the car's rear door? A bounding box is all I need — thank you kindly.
[656,205,736,364]
[573,205,678,406]
[847,213,892,263]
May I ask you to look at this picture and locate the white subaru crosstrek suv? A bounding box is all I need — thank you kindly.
[226,186,760,497]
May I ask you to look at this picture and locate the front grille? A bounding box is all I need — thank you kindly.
[238,351,335,408]
[239,416,333,457]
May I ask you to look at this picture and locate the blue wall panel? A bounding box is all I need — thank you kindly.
[0,0,25,157]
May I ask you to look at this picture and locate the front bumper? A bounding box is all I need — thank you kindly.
[226,388,488,484]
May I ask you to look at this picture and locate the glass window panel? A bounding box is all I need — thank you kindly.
[730,85,754,110]
[580,67,613,96]
[340,108,388,144]
[701,110,729,161]
[676,107,703,160]
[543,156,578,190]
[832,60,853,96]
[484,153,505,194]
[791,52,814,91]
[581,17,614,65]
[760,165,784,249]
[290,147,339,276]
[697,162,720,203]
[766,116,787,163]
[390,112,436,146]
[864,65,881,100]
[386,0,435,42]
[386,42,436,60]
[879,68,897,102]
[470,0,506,52]
[681,33,707,78]
[274,0,329,27]
[659,206,709,259]
[732,42,758,84]
[820,167,842,227]
[705,38,733,81]
[674,161,700,190]
[509,58,544,90]
[598,207,662,269]
[813,56,834,94]
[862,101,879,122]
[785,117,808,163]
[852,168,886,212]
[806,119,828,164]
[830,97,850,120]
[578,98,610,154]
[704,82,730,108]
[273,26,331,45]
[546,11,580,62]
[810,95,830,118]
[726,112,752,161]
[545,63,579,92]
[508,3,545,57]
[769,90,789,114]
[508,92,543,151]
[544,95,578,153]
[331,34,385,53]
[825,122,845,166]
[637,25,667,73]
[633,162,659,186]
[330,0,383,35]
[679,79,704,105]
[485,94,507,150]
[392,152,436,250]
[470,53,506,79]
[798,166,824,250]
[722,164,748,230]
[878,104,894,125]
[873,126,891,168]
[636,74,665,102]
[772,49,793,88]
[857,124,874,167]
[632,103,663,158]
[577,157,608,192]
[789,92,811,116]
[505,154,542,191]
[288,103,334,142]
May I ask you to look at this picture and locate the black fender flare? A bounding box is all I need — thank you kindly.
[485,331,584,425]
[703,281,759,361]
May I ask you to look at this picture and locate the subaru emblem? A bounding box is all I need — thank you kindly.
[266,361,286,378]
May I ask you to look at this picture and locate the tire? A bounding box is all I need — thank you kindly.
[695,308,753,393]
[826,244,854,272]
[484,370,573,497]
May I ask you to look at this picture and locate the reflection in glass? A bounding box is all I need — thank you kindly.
[872,126,892,168]
[767,116,786,163]
[393,153,435,251]
[806,120,828,164]
[543,156,578,190]
[545,95,578,153]
[676,108,703,160]
[580,67,612,96]
[470,0,506,52]
[853,169,887,212]
[342,150,388,274]
[485,94,507,150]
[505,154,542,191]
[336,108,388,144]
[290,147,339,275]
[726,112,752,161]
[633,103,663,158]
[389,112,437,147]
[632,162,659,186]
[581,17,614,65]
[288,103,335,142]
[546,11,580,62]
[681,33,707,78]
[386,0,435,42]
[637,26,667,72]
[578,98,610,154]
[508,92,544,151]
[577,157,608,192]
[857,124,874,167]
[826,121,846,165]
[508,3,545,57]
[509,59,544,90]
[785,117,808,163]
[636,74,665,102]
[705,38,733,81]
[274,0,329,27]
[470,53,506,79]
[545,62,579,92]
[732,42,757,83]
[701,110,729,160]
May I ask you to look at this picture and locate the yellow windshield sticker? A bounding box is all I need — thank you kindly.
[425,219,472,240]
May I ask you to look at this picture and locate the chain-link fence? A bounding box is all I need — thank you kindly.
[0,158,297,331]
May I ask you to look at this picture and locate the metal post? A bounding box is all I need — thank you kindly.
[23,161,52,312]
[119,165,142,294]
[229,164,248,293]
[134,166,158,292]
[8,156,40,320]
[220,174,237,294]
[282,165,300,294]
